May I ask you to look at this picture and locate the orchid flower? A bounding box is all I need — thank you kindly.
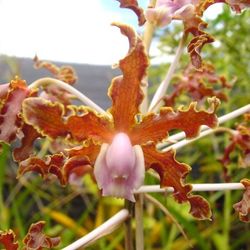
[9,23,220,220]
[145,0,250,68]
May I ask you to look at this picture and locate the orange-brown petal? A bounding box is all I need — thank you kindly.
[23,97,113,143]
[108,23,149,132]
[116,0,146,25]
[142,144,212,220]
[23,221,60,249]
[233,179,250,222]
[0,78,30,144]
[188,33,214,69]
[22,97,68,139]
[13,123,41,162]
[18,143,100,185]
[131,97,219,145]
[0,230,18,250]
[184,15,214,68]
[66,108,114,143]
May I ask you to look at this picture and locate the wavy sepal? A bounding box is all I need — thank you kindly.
[233,179,250,222]
[131,97,219,145]
[0,230,18,250]
[23,221,60,249]
[142,144,212,220]
[0,78,30,144]
[116,0,146,25]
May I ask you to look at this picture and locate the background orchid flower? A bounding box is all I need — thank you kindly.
[145,0,197,27]
[145,0,250,68]
[15,23,220,220]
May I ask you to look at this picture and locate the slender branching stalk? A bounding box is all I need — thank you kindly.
[135,183,245,194]
[61,209,129,250]
[144,194,191,247]
[160,127,237,152]
[124,200,134,250]
[135,194,144,250]
[148,32,188,112]
[140,0,157,113]
[28,77,108,115]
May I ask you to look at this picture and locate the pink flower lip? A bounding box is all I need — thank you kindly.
[94,132,145,202]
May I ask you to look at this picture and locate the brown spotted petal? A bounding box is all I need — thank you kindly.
[23,97,114,143]
[0,230,18,250]
[116,0,146,25]
[131,97,219,145]
[22,97,68,139]
[221,116,250,168]
[18,142,100,185]
[142,144,211,220]
[66,108,114,143]
[164,62,230,106]
[18,153,66,184]
[13,124,41,162]
[187,32,214,69]
[108,23,149,131]
[0,78,30,144]
[233,179,250,222]
[34,55,77,84]
[23,221,60,250]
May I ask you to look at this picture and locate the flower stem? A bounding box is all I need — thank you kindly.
[61,209,129,250]
[134,183,245,194]
[160,127,237,152]
[124,200,134,250]
[148,32,188,112]
[144,194,191,246]
[28,77,108,115]
[135,194,144,250]
[141,0,157,113]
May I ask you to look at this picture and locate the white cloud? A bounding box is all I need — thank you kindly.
[0,0,129,64]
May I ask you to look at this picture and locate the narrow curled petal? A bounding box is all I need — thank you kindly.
[116,0,146,25]
[108,23,149,131]
[94,133,145,202]
[34,55,77,84]
[13,124,41,162]
[0,230,18,250]
[187,32,214,69]
[131,97,219,145]
[18,142,100,185]
[0,78,30,144]
[233,179,250,222]
[143,144,211,220]
[164,62,230,106]
[23,221,60,249]
[220,114,250,169]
